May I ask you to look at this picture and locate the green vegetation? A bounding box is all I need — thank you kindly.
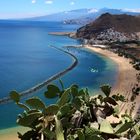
[131,73,140,102]
[10,81,140,140]
[109,41,140,71]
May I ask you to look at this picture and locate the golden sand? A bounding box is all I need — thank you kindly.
[86,45,140,118]
[1,44,140,139]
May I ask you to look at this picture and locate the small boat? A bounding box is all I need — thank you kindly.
[90,68,98,73]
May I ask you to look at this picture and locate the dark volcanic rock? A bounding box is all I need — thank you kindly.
[76,13,140,43]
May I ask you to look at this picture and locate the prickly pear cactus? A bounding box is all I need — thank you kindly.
[10,82,140,140]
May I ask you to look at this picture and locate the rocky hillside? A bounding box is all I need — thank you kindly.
[76,13,140,44]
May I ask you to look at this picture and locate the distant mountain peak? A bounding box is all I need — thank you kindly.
[88,8,98,13]
[99,13,112,18]
[121,8,140,13]
[26,8,140,23]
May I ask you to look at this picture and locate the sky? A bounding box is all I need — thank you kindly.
[0,0,140,19]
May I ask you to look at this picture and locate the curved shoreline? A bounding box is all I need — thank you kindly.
[0,46,78,104]
[86,45,140,118]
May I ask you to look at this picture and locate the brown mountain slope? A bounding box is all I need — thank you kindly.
[76,13,140,40]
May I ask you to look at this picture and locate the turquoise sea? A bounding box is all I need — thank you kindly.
[0,20,117,130]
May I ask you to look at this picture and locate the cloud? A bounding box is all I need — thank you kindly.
[122,8,140,13]
[70,1,75,5]
[45,0,53,4]
[64,11,69,14]
[88,8,98,13]
[31,0,36,4]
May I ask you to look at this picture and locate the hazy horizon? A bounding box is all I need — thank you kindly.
[0,0,140,19]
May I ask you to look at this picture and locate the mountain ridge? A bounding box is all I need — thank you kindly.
[25,8,140,23]
[64,8,140,25]
[76,13,140,44]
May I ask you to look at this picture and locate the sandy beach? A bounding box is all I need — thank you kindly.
[86,45,140,118]
[0,126,28,140]
[0,44,140,140]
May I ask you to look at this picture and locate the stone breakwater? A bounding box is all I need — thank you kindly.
[0,46,78,104]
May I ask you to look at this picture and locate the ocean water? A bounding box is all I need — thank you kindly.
[0,20,117,130]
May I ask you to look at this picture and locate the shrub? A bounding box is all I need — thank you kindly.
[10,82,140,140]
